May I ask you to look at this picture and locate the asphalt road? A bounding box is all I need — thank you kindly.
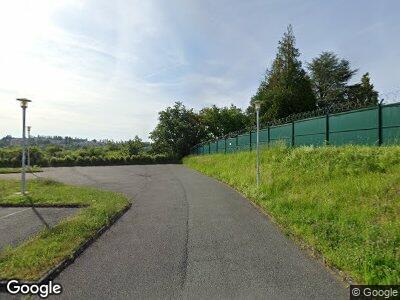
[1,165,347,299]
[0,207,78,250]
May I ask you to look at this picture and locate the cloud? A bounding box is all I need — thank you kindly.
[1,0,399,141]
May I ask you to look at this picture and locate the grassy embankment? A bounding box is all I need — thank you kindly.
[183,145,400,284]
[0,167,42,174]
[0,178,130,281]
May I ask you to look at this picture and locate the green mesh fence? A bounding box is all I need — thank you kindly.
[237,134,250,151]
[329,107,379,146]
[294,116,326,146]
[382,103,400,145]
[191,102,400,155]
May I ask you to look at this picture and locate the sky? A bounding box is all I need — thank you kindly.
[1,0,399,141]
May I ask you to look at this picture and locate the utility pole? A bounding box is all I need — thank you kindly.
[17,98,32,195]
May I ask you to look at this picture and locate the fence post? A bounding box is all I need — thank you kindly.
[325,112,330,145]
[378,102,383,146]
[216,139,219,153]
[291,121,295,147]
[236,135,239,152]
[208,142,211,154]
[267,126,270,146]
[249,130,252,151]
[224,137,227,154]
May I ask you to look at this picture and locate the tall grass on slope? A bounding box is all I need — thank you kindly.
[183,145,400,284]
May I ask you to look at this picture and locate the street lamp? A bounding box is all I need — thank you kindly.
[254,101,261,187]
[16,98,32,195]
[27,126,31,169]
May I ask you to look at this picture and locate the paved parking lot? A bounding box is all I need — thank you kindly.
[0,206,78,250]
[0,166,347,299]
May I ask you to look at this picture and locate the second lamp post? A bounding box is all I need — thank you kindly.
[16,98,32,195]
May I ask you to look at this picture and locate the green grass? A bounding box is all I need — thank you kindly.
[183,145,400,284]
[0,167,42,174]
[0,178,130,280]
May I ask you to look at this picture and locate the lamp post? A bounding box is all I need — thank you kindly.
[16,98,32,195]
[27,126,31,169]
[254,101,261,187]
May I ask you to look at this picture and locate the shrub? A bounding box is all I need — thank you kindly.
[0,146,177,167]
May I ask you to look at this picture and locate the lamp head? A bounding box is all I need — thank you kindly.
[254,101,261,111]
[16,98,32,108]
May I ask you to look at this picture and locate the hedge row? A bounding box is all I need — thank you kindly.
[0,154,178,168]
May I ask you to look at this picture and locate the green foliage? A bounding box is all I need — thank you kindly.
[345,73,379,106]
[45,145,63,155]
[248,25,316,124]
[124,136,145,156]
[184,145,400,284]
[0,144,176,168]
[308,51,357,107]
[150,102,206,158]
[199,105,250,139]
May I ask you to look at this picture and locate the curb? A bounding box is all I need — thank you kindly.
[0,202,132,291]
[0,204,88,208]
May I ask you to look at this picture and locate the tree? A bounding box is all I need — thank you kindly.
[308,51,357,107]
[150,102,206,158]
[199,105,249,138]
[358,72,379,105]
[344,73,379,106]
[248,25,316,124]
[124,135,144,156]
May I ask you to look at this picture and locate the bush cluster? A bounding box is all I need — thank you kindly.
[0,150,177,168]
[0,143,180,168]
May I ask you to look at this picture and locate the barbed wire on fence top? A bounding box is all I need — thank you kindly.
[192,99,400,150]
[265,100,376,127]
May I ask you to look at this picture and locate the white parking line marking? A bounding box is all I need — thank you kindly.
[0,208,31,221]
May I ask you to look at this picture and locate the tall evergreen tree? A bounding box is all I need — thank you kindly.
[248,25,315,124]
[308,51,357,107]
[344,72,379,105]
[358,73,379,105]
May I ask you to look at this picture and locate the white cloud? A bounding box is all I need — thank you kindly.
[0,0,174,140]
[1,0,398,141]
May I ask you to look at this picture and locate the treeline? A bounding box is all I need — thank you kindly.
[0,136,176,168]
[0,135,106,148]
[151,25,380,158]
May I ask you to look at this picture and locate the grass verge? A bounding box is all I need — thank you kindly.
[183,145,400,284]
[0,178,130,281]
[0,167,42,174]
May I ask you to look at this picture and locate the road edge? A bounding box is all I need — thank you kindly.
[182,165,356,288]
[0,202,132,290]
